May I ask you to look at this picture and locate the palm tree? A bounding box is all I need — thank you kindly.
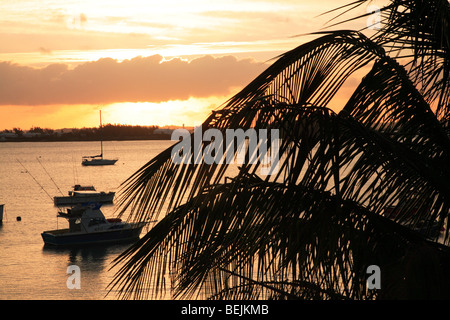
[109,0,450,300]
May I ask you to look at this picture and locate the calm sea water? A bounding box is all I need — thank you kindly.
[0,140,175,300]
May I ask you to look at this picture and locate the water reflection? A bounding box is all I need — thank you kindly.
[0,140,172,299]
[42,242,131,260]
[41,242,134,299]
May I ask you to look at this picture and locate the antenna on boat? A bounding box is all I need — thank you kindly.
[17,159,54,203]
[100,109,103,159]
[36,156,64,196]
[72,153,78,185]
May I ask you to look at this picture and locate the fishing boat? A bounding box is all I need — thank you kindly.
[82,110,118,166]
[41,203,146,246]
[53,184,115,206]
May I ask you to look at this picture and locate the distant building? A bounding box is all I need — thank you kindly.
[0,132,18,139]
[153,128,173,135]
[23,132,42,138]
[54,128,74,136]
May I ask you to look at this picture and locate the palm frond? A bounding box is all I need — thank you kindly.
[337,57,450,233]
[110,169,450,300]
[323,0,450,119]
[110,5,450,300]
[116,31,385,223]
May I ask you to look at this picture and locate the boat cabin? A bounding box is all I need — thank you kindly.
[58,204,112,233]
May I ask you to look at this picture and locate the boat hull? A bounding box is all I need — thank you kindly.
[53,192,115,206]
[41,223,145,246]
[82,159,118,166]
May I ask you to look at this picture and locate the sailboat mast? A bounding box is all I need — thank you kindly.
[99,110,103,159]
[81,109,117,165]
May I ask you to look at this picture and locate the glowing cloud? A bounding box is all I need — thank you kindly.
[0,55,267,106]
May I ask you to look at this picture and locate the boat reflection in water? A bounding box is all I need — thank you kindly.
[0,204,4,223]
[41,203,145,246]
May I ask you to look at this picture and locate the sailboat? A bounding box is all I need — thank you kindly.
[82,110,118,166]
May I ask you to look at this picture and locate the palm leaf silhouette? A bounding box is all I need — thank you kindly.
[109,0,450,300]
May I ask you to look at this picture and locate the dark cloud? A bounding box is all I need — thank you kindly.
[0,55,267,105]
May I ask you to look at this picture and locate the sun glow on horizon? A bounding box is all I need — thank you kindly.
[0,0,377,131]
[105,96,230,128]
[0,94,233,131]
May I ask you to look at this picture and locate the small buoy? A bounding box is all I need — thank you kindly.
[16,216,21,221]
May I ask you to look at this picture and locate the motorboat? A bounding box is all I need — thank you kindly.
[82,110,118,166]
[41,203,146,246]
[53,184,115,206]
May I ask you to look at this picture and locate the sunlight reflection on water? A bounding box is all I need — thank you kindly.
[0,140,174,299]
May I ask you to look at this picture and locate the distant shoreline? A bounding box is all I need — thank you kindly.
[0,134,172,142]
[0,123,191,142]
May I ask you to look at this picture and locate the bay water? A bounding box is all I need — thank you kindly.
[0,140,175,300]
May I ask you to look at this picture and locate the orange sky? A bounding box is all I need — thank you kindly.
[0,0,384,130]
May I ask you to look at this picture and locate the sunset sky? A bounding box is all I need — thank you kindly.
[0,0,383,130]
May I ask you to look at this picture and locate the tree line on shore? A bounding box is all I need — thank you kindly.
[0,123,173,141]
